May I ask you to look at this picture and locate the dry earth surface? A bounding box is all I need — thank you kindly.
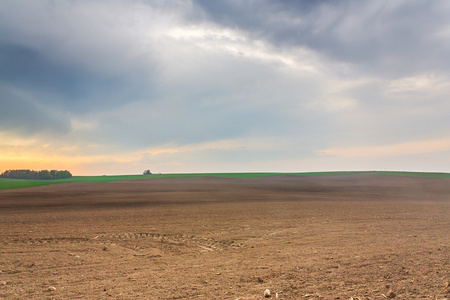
[0,174,449,299]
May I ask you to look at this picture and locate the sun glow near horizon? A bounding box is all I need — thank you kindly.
[2,135,450,176]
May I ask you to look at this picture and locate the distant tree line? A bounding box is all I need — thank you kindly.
[0,169,72,180]
[143,170,152,175]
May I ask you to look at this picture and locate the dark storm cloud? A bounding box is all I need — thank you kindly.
[195,0,450,76]
[0,0,163,115]
[0,42,155,114]
[0,42,93,102]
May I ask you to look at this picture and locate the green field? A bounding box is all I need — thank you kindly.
[0,171,449,191]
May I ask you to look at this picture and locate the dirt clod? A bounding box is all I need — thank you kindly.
[386,289,396,298]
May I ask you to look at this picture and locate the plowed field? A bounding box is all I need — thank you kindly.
[0,174,449,299]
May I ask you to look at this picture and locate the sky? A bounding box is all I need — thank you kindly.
[1,0,450,175]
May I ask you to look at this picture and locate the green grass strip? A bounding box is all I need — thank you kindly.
[1,171,448,191]
[0,178,63,190]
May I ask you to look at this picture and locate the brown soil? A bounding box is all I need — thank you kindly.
[0,174,449,299]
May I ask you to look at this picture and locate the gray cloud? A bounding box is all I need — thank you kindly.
[0,0,162,113]
[195,0,450,77]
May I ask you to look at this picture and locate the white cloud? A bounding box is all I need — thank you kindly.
[386,73,450,97]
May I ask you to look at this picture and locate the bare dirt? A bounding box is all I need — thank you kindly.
[0,174,449,299]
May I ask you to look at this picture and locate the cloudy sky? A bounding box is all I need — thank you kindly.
[1,0,450,175]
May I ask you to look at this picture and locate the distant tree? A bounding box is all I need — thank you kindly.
[59,170,72,179]
[143,170,152,175]
[0,169,72,180]
[50,170,59,179]
[38,170,52,180]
